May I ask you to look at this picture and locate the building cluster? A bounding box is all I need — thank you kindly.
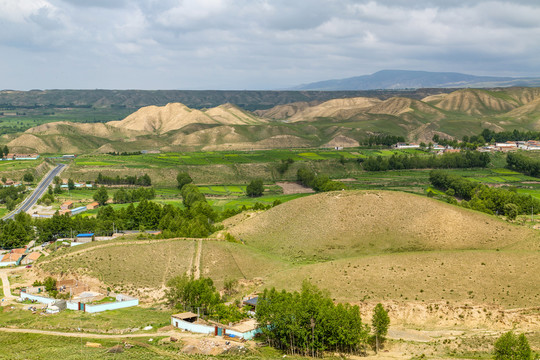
[58,201,99,216]
[1,153,40,161]
[394,142,459,154]
[0,246,41,267]
[480,140,540,152]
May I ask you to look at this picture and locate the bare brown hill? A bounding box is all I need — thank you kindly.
[286,97,382,122]
[430,89,519,115]
[254,101,316,119]
[367,97,443,117]
[108,102,265,134]
[227,191,539,262]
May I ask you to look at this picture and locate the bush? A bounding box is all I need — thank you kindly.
[494,331,531,360]
[246,179,264,197]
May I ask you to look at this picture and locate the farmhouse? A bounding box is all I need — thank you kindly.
[86,201,99,210]
[60,201,73,210]
[171,312,261,340]
[0,252,24,267]
[21,252,41,265]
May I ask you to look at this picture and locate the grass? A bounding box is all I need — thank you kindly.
[0,332,181,360]
[38,238,196,294]
[0,306,171,333]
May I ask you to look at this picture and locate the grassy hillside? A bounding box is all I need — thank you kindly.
[227,191,539,262]
[36,190,540,309]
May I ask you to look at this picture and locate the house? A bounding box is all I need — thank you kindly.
[171,312,261,340]
[86,201,99,210]
[242,296,259,311]
[21,252,42,265]
[11,248,27,254]
[60,201,73,210]
[74,233,94,244]
[0,252,24,267]
[496,141,517,151]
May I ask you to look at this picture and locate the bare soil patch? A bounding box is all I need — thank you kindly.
[275,182,315,195]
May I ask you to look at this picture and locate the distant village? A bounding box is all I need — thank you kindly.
[394,140,540,152]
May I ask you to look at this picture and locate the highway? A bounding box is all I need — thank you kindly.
[2,163,66,221]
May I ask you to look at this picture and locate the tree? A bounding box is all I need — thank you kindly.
[494,331,531,360]
[246,179,264,197]
[176,172,193,190]
[93,187,109,206]
[165,275,221,313]
[67,178,75,190]
[44,276,57,292]
[2,145,8,158]
[372,303,390,353]
[504,203,518,221]
[22,173,34,183]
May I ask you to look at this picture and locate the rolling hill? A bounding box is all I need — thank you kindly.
[37,190,540,309]
[5,87,540,153]
[226,191,539,261]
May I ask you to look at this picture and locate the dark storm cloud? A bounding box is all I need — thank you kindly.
[1,0,539,89]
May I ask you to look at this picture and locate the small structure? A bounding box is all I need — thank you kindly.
[71,206,87,216]
[394,142,420,149]
[21,252,41,265]
[60,201,73,210]
[86,201,99,210]
[0,252,24,267]
[76,233,94,242]
[67,293,139,313]
[171,312,261,340]
[243,296,258,312]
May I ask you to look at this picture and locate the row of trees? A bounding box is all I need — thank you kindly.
[95,173,151,186]
[479,128,540,143]
[112,187,156,204]
[429,170,540,218]
[362,151,490,171]
[297,167,346,192]
[256,282,390,356]
[363,134,406,147]
[506,152,540,177]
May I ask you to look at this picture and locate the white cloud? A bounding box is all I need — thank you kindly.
[1,0,540,89]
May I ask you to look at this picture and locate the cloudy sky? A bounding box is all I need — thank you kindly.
[1,0,539,90]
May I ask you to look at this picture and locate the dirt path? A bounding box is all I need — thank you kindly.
[0,327,201,339]
[193,239,202,279]
[0,269,15,300]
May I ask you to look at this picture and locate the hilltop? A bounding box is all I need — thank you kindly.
[108,102,265,134]
[5,87,540,153]
[226,191,539,261]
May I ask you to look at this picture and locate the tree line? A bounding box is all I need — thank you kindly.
[429,170,540,218]
[362,151,490,171]
[363,134,405,147]
[95,173,151,186]
[256,281,390,356]
[506,152,540,177]
[112,187,156,204]
[479,128,540,143]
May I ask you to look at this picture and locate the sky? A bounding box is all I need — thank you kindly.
[1,0,540,90]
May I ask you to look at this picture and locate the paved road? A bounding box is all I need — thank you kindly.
[2,163,66,221]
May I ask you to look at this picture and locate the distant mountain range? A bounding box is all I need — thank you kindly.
[290,70,540,91]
